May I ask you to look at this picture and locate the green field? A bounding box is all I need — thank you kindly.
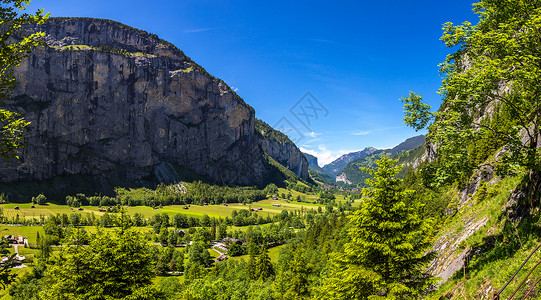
[276,187,351,204]
[0,196,328,223]
[227,244,286,263]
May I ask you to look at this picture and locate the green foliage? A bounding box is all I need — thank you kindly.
[40,229,164,299]
[8,262,46,299]
[402,0,541,194]
[340,151,385,186]
[0,254,17,290]
[265,154,302,184]
[31,194,46,205]
[186,242,211,269]
[255,118,294,145]
[320,156,435,299]
[401,91,434,131]
[0,0,49,160]
[115,181,267,207]
[255,246,274,280]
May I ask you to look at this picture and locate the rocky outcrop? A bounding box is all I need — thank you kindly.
[0,17,285,186]
[335,172,352,184]
[255,119,309,181]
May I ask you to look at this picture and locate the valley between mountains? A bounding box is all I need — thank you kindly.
[1,1,541,299]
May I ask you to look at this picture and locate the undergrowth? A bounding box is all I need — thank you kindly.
[431,172,541,299]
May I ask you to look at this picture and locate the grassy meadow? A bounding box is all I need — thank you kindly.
[0,192,333,223]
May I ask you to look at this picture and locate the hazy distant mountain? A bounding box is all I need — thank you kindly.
[303,153,335,184]
[387,135,426,155]
[341,135,426,186]
[322,147,379,177]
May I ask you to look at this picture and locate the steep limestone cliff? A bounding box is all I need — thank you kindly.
[0,17,288,188]
[255,119,309,181]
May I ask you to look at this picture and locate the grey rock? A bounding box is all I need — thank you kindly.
[0,17,292,186]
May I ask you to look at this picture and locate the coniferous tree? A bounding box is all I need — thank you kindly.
[321,156,434,299]
[255,246,274,281]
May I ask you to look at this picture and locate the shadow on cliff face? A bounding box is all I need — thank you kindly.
[0,158,300,203]
[0,162,206,203]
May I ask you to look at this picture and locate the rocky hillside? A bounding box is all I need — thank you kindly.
[302,152,335,184]
[255,119,309,181]
[0,17,305,194]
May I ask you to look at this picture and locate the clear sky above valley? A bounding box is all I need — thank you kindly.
[29,0,478,166]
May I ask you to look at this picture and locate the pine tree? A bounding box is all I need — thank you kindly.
[40,230,163,299]
[255,246,274,281]
[284,249,310,299]
[321,156,435,299]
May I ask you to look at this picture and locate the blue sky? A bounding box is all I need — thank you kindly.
[29,0,478,166]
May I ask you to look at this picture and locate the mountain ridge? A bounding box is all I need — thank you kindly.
[0,17,308,197]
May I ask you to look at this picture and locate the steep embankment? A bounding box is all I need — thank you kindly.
[302,153,335,184]
[0,18,304,196]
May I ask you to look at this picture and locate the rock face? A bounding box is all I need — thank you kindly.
[255,119,309,180]
[0,17,291,186]
[335,172,352,184]
[303,153,318,167]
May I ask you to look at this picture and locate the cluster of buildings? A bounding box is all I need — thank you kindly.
[3,235,28,246]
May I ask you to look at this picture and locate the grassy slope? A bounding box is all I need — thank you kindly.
[429,171,541,299]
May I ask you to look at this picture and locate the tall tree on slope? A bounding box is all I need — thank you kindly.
[320,156,434,299]
[402,0,541,206]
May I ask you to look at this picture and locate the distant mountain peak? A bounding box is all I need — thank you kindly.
[321,147,379,177]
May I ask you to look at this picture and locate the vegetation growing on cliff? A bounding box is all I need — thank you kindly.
[255,118,295,145]
[399,0,541,298]
[402,0,541,204]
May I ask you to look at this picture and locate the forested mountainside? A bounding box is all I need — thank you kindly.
[321,147,378,177]
[337,135,425,186]
[255,119,309,182]
[0,17,307,197]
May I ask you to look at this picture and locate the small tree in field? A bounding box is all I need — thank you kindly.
[321,156,434,299]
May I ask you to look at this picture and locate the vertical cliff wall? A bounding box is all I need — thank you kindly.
[0,18,277,187]
[255,119,309,181]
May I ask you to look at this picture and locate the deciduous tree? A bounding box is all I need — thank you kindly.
[0,0,48,160]
[402,0,541,205]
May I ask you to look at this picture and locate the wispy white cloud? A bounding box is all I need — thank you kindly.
[183,28,217,33]
[347,126,403,136]
[351,130,372,136]
[300,145,356,167]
